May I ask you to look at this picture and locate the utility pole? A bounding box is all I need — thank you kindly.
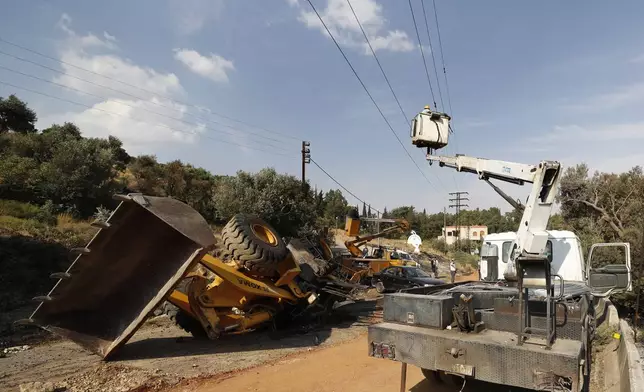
[443,207,447,242]
[301,141,310,190]
[449,191,469,250]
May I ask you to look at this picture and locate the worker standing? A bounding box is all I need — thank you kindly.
[449,259,456,283]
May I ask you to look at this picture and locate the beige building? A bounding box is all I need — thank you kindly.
[438,225,488,245]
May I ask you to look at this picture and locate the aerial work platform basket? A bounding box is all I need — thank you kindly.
[410,106,451,151]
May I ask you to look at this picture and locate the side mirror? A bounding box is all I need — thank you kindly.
[587,242,631,296]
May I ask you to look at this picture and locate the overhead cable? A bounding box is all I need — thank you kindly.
[310,158,381,214]
[305,0,440,190]
[0,49,295,147]
[431,0,454,116]
[407,0,437,110]
[0,64,291,153]
[420,0,444,110]
[0,80,296,158]
[0,36,300,141]
[345,0,409,125]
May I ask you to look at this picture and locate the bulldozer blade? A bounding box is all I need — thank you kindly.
[28,193,216,359]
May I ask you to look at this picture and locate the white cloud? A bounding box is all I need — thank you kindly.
[536,122,644,143]
[630,53,644,64]
[290,0,414,54]
[42,98,205,154]
[564,82,644,111]
[41,14,210,153]
[103,31,116,42]
[56,14,117,51]
[168,0,225,36]
[173,49,235,83]
[54,14,182,99]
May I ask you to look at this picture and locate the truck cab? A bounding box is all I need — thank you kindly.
[480,231,585,282]
[480,231,632,293]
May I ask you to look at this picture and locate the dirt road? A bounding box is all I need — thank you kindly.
[169,330,621,392]
[168,335,478,392]
[0,304,376,392]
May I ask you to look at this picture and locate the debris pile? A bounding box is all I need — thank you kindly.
[2,344,30,356]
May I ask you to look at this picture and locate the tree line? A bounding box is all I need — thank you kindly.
[0,95,525,241]
[1,94,642,251]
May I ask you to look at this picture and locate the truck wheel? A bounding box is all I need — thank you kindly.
[420,368,442,383]
[222,214,287,277]
[372,278,385,294]
[163,278,209,339]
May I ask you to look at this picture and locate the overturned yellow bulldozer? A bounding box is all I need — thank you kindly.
[18,193,351,359]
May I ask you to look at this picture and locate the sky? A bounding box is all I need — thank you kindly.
[1,0,643,215]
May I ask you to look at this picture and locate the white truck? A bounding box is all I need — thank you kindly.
[367,107,632,392]
[481,231,631,293]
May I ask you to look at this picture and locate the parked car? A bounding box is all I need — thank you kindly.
[371,266,444,293]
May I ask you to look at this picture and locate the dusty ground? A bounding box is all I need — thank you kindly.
[0,302,379,392]
[2,273,620,392]
[167,324,621,392]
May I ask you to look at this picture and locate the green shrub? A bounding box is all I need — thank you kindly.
[0,199,56,225]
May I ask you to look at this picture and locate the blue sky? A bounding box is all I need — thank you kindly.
[1,0,643,215]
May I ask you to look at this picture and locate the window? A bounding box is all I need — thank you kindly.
[480,230,485,238]
[447,232,453,237]
[502,241,513,263]
[473,231,478,238]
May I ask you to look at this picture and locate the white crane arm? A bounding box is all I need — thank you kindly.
[427,155,538,185]
[427,154,562,280]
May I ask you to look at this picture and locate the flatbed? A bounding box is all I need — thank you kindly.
[370,322,582,390]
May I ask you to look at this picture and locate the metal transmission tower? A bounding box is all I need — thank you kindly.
[449,191,469,249]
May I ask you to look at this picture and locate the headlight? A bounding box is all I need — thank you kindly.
[424,284,430,287]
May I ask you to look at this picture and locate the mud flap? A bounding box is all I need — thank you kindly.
[26,194,216,359]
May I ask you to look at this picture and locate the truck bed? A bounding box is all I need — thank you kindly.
[369,322,583,391]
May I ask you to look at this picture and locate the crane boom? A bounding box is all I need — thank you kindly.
[428,154,562,279]
[410,106,562,279]
[344,219,410,257]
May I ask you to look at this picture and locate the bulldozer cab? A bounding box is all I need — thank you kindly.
[23,194,216,358]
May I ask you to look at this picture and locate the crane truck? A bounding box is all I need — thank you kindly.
[367,107,632,392]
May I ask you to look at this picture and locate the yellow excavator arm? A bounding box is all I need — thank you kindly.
[343,218,410,257]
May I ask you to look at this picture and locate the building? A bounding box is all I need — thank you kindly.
[438,225,488,246]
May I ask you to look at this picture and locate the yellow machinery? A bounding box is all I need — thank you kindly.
[20,194,337,358]
[338,215,410,283]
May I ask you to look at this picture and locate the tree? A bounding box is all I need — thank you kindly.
[321,189,348,228]
[0,95,37,134]
[212,168,318,237]
[0,122,128,216]
[559,164,644,240]
[362,202,367,217]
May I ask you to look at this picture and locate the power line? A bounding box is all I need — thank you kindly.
[0,80,296,158]
[407,0,437,110]
[431,0,454,117]
[310,158,380,215]
[0,36,301,141]
[420,0,444,110]
[305,0,440,190]
[0,49,295,147]
[0,64,292,153]
[345,0,409,125]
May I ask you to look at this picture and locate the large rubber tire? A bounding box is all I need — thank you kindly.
[421,368,442,383]
[222,214,287,277]
[162,277,208,339]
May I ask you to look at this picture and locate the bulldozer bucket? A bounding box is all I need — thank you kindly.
[24,194,216,359]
